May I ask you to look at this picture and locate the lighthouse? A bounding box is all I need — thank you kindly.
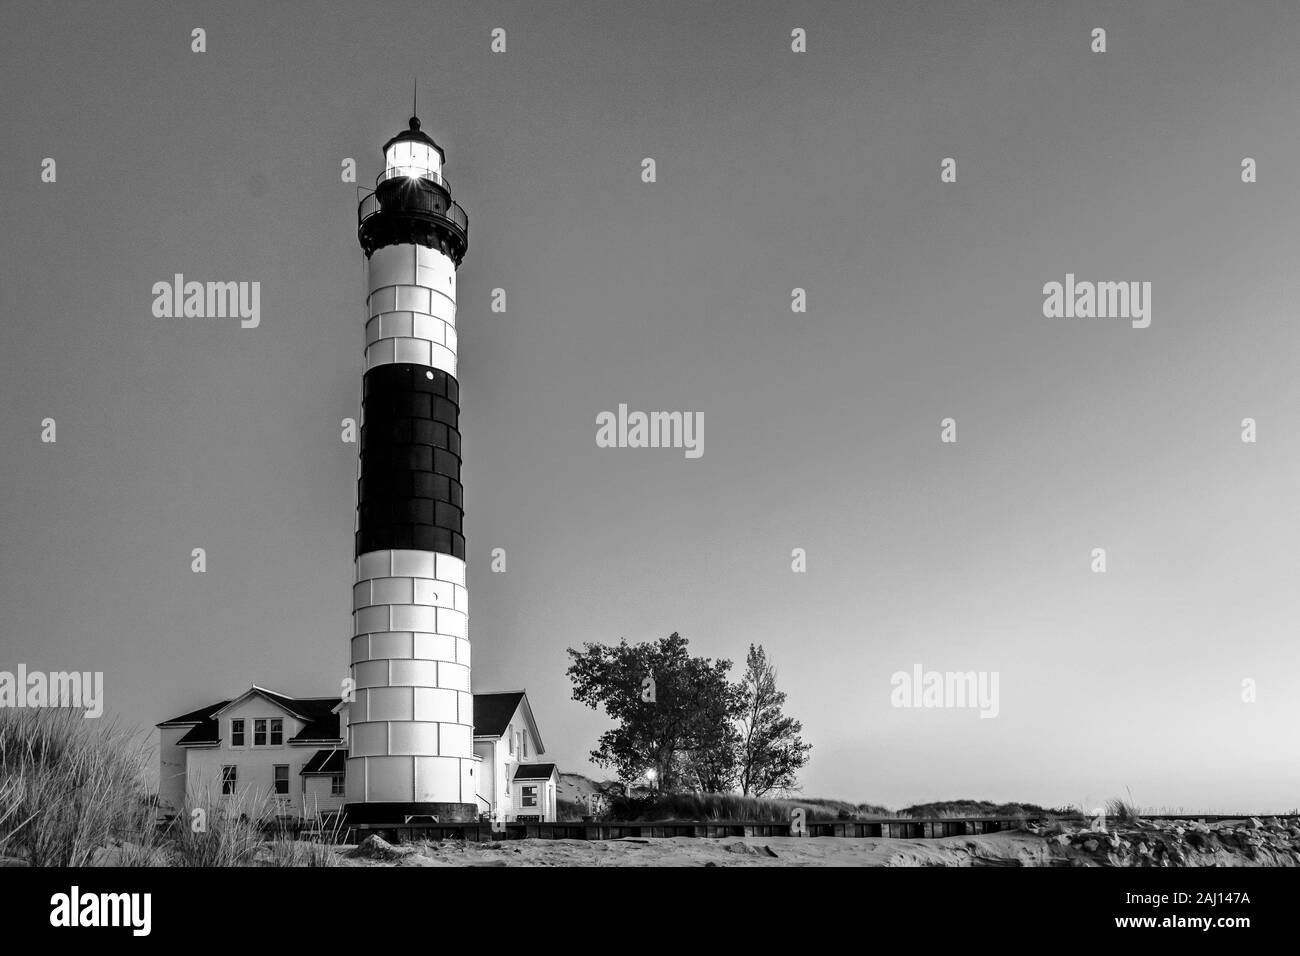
[345,114,476,823]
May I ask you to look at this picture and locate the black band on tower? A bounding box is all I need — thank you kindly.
[356,363,465,559]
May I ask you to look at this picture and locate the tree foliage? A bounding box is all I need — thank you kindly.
[566,634,810,797]
[737,644,812,797]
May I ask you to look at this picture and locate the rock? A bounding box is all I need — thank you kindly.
[353,835,416,861]
[725,842,778,857]
[1083,839,1099,853]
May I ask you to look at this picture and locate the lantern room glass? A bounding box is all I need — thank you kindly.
[385,141,441,183]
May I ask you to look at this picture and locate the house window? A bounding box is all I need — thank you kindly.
[231,719,245,747]
[331,775,345,797]
[221,766,237,795]
[270,718,283,746]
[508,730,514,755]
[522,785,537,808]
[253,719,267,746]
[273,765,289,796]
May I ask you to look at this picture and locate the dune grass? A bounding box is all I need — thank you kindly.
[0,707,155,866]
[1106,789,1142,824]
[557,776,1076,824]
[0,707,334,866]
[599,791,895,823]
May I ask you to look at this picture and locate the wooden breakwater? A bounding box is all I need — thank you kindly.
[352,816,1029,844]
[344,812,1300,845]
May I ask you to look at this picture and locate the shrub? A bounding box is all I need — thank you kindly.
[604,791,892,823]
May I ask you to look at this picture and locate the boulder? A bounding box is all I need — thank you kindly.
[352,835,416,861]
[726,842,779,858]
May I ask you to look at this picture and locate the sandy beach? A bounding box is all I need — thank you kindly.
[327,815,1300,867]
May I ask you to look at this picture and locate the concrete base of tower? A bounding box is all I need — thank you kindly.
[342,801,480,825]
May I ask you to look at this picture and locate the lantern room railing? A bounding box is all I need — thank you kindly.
[357,189,469,238]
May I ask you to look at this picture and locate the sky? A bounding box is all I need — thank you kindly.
[3,0,1300,812]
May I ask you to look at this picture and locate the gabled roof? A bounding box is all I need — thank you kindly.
[161,687,537,750]
[211,685,316,722]
[157,700,230,727]
[513,763,557,781]
[300,749,346,775]
[159,686,342,745]
[285,700,343,743]
[472,690,544,753]
[472,692,525,737]
[176,719,220,746]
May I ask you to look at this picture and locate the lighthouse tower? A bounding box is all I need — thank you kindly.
[345,114,475,823]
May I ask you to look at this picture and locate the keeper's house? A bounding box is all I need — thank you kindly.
[157,686,558,823]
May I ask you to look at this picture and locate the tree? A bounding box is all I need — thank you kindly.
[677,682,743,794]
[566,633,743,793]
[737,644,812,797]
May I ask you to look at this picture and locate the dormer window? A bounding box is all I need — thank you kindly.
[254,719,267,746]
[231,719,245,747]
[270,718,283,746]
